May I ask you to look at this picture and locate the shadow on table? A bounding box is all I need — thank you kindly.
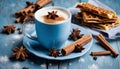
[28,53,46,64]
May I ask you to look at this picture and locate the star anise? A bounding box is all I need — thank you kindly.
[2,25,16,34]
[49,48,60,57]
[11,46,28,60]
[46,11,59,19]
[75,44,85,52]
[69,28,84,41]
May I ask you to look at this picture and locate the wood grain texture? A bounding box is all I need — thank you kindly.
[47,60,59,69]
[98,0,120,15]
[59,60,69,69]
[116,39,120,68]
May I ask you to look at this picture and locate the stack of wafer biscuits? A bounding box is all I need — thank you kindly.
[76,2,120,30]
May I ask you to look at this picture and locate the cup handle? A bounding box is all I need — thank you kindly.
[24,33,38,41]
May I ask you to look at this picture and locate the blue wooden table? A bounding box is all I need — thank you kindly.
[0,0,120,69]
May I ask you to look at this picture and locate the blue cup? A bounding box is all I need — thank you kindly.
[34,6,71,49]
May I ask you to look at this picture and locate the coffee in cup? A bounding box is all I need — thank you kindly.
[35,6,71,49]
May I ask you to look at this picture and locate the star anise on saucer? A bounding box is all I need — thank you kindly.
[75,44,85,52]
[10,46,28,60]
[2,25,16,34]
[46,11,59,19]
[69,28,84,41]
[49,48,60,57]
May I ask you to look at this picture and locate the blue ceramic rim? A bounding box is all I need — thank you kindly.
[34,6,71,25]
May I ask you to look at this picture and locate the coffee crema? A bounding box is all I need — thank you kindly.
[38,8,69,24]
[42,15,65,23]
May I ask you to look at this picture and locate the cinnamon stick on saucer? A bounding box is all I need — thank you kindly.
[96,34,119,58]
[61,34,92,56]
[91,51,111,56]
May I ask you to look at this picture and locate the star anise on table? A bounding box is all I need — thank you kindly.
[75,44,85,52]
[10,46,28,60]
[49,48,60,57]
[2,25,16,34]
[46,11,59,19]
[69,28,84,41]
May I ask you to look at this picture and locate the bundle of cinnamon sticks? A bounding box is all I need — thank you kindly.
[15,0,52,23]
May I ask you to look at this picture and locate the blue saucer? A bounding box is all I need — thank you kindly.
[23,24,93,60]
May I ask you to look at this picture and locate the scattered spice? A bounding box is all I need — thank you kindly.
[23,66,29,69]
[46,11,59,19]
[10,46,28,60]
[49,48,60,57]
[90,53,97,61]
[75,44,85,52]
[93,56,97,61]
[69,28,84,41]
[2,25,16,34]
[17,28,21,31]
[18,31,22,34]
[17,28,22,34]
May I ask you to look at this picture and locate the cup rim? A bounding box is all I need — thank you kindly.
[34,6,71,25]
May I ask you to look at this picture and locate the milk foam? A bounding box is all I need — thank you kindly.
[35,7,70,24]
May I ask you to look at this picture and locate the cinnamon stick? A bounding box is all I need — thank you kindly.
[15,1,34,16]
[26,1,33,7]
[35,0,52,8]
[15,8,26,16]
[15,17,21,23]
[16,5,34,16]
[23,5,35,14]
[91,51,111,56]
[96,34,119,58]
[23,13,34,22]
[62,34,92,56]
